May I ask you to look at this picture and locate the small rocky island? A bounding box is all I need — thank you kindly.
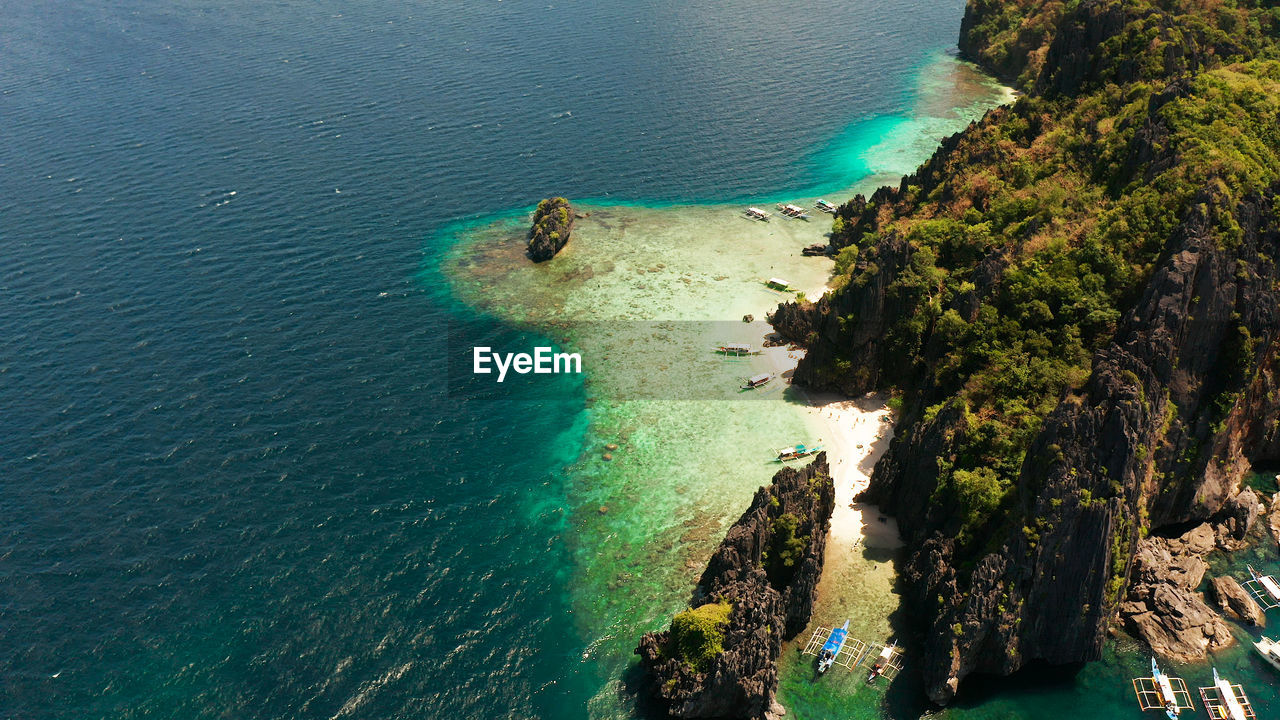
[526,196,574,262]
[636,455,834,719]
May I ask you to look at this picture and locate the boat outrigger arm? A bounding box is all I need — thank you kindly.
[1243,565,1280,610]
[1198,668,1257,720]
[1133,657,1194,720]
[866,641,902,684]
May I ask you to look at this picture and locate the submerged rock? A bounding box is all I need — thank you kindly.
[527,197,574,262]
[636,455,834,719]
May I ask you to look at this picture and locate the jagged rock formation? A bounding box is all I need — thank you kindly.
[1210,576,1265,628]
[769,0,1280,703]
[636,455,835,719]
[1120,524,1231,661]
[527,197,574,262]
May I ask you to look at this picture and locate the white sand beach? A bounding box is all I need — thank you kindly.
[757,323,902,553]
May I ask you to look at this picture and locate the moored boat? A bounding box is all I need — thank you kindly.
[1255,636,1280,673]
[1248,565,1280,602]
[744,207,772,221]
[715,342,755,356]
[867,641,896,683]
[1151,657,1181,720]
[765,277,791,291]
[775,443,820,462]
[815,199,838,213]
[816,620,849,674]
[1198,667,1255,720]
[741,373,772,389]
[776,203,812,220]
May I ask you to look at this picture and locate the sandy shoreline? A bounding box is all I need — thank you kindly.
[758,324,903,552]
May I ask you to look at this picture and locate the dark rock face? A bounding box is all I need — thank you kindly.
[1214,488,1259,551]
[1210,575,1266,628]
[527,197,574,262]
[636,455,835,719]
[766,0,1280,704]
[843,186,1280,702]
[768,233,914,395]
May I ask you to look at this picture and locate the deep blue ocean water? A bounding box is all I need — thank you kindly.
[1,0,1035,717]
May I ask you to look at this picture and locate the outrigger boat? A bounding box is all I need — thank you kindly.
[776,443,821,462]
[815,199,838,214]
[816,620,849,674]
[714,342,757,356]
[744,207,772,221]
[866,642,897,683]
[1198,668,1256,720]
[1133,657,1194,720]
[776,203,812,220]
[1244,565,1280,610]
[1254,636,1280,673]
[741,373,773,390]
[765,278,791,291]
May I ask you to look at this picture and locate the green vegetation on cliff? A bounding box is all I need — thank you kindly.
[668,601,734,672]
[823,0,1280,546]
[763,512,809,587]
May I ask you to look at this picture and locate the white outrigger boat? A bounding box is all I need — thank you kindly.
[744,206,772,221]
[765,278,791,291]
[815,199,838,214]
[1254,635,1280,673]
[776,203,812,220]
[866,641,899,683]
[714,342,757,356]
[1198,667,1256,720]
[1244,565,1280,610]
[741,373,773,390]
[775,444,821,462]
[1134,657,1194,720]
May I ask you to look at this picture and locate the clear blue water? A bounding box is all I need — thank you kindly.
[10,1,1275,719]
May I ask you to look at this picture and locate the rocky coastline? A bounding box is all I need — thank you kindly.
[770,0,1280,704]
[635,455,835,719]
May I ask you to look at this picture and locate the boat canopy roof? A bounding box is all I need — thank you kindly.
[723,343,752,351]
[748,373,771,384]
[768,278,789,286]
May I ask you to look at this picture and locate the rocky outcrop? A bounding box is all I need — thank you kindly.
[1214,487,1259,551]
[526,197,574,262]
[766,0,1280,704]
[1120,525,1232,661]
[636,456,835,719]
[1211,576,1266,627]
[844,184,1280,702]
[1270,493,1280,545]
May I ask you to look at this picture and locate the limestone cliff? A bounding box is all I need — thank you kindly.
[770,0,1280,703]
[636,455,835,719]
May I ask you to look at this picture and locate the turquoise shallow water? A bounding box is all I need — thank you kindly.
[5,0,1279,718]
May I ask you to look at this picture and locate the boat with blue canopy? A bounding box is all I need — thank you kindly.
[816,620,849,674]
